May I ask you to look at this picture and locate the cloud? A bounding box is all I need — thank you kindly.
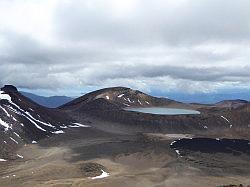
[0,0,250,95]
[54,0,250,45]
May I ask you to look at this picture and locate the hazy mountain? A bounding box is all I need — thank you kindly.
[150,90,250,104]
[20,91,74,108]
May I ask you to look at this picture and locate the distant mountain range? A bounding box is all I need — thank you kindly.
[20,91,74,108]
[151,90,250,104]
[21,89,250,108]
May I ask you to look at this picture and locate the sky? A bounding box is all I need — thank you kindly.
[0,0,250,96]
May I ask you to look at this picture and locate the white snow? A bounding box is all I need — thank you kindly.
[60,126,68,129]
[145,101,150,105]
[220,116,232,128]
[203,126,208,129]
[32,140,37,144]
[7,104,48,132]
[0,106,10,117]
[25,116,47,131]
[0,91,11,101]
[221,115,230,123]
[105,96,109,100]
[0,159,7,162]
[91,169,110,179]
[175,150,181,156]
[52,130,64,134]
[13,132,21,138]
[170,141,176,146]
[10,137,18,144]
[3,141,7,144]
[17,154,23,158]
[70,123,90,128]
[0,117,11,131]
[138,99,142,105]
[26,111,55,128]
[1,104,18,121]
[127,98,132,103]
[118,94,124,98]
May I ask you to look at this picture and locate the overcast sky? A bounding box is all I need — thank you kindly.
[0,0,250,96]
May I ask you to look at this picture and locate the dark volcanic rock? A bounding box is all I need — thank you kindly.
[170,138,250,155]
[0,85,75,159]
[80,162,107,177]
[60,87,188,110]
[217,184,247,187]
[60,87,250,137]
[1,85,18,93]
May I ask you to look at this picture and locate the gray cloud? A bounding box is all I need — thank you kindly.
[55,0,250,45]
[0,0,250,94]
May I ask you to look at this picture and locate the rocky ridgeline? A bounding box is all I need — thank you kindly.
[218,184,250,187]
[0,85,88,160]
[61,87,250,136]
[60,87,188,109]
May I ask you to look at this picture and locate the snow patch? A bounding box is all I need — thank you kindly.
[91,169,110,179]
[0,106,10,117]
[145,101,150,105]
[170,141,176,146]
[105,96,109,100]
[221,116,232,128]
[0,117,11,131]
[221,115,230,123]
[0,159,7,162]
[32,141,37,144]
[175,149,182,156]
[52,130,64,134]
[13,132,21,138]
[17,154,23,158]
[26,111,55,128]
[10,137,18,144]
[60,126,68,129]
[118,94,124,98]
[0,91,11,101]
[7,104,48,131]
[69,123,90,128]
